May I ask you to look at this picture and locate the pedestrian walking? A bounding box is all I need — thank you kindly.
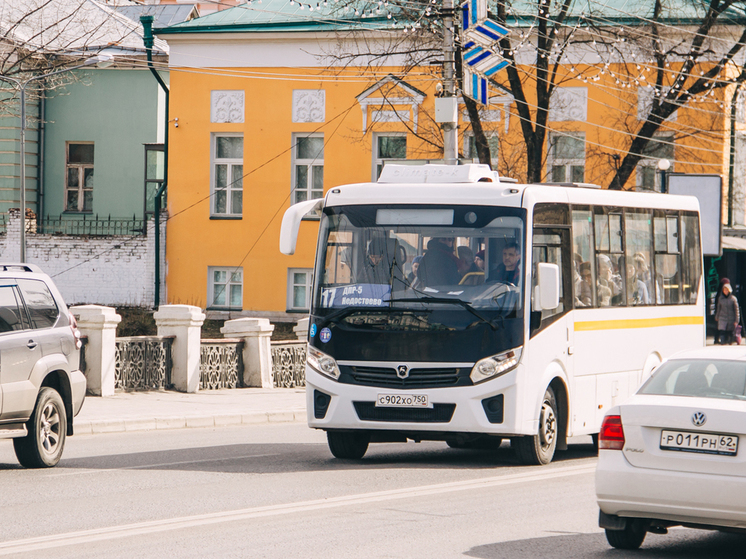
[715,281,740,345]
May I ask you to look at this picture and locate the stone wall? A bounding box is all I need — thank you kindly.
[0,210,166,307]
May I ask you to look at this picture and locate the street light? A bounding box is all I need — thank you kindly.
[657,158,671,194]
[0,53,113,262]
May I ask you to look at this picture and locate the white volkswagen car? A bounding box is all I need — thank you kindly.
[596,347,746,549]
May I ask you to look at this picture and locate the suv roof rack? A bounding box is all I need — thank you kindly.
[0,263,43,273]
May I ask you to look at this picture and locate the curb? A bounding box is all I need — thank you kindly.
[74,410,307,435]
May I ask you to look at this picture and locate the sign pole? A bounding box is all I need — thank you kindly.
[442,0,458,165]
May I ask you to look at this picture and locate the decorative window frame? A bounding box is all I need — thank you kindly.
[210,133,243,218]
[207,266,243,310]
[356,75,425,133]
[287,268,313,312]
[547,132,586,183]
[291,133,324,205]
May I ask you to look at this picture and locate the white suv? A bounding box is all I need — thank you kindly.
[0,264,85,467]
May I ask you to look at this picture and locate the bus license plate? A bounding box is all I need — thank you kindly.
[660,430,739,456]
[376,394,429,408]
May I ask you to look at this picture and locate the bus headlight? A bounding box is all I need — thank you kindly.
[470,348,522,384]
[308,345,341,380]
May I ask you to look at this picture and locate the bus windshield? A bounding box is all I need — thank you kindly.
[313,205,526,326]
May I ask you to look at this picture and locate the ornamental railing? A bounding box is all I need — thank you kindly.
[39,215,147,236]
[271,341,306,388]
[200,339,244,390]
[115,336,173,391]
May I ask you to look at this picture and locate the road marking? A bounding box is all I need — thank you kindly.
[43,453,282,478]
[0,462,595,555]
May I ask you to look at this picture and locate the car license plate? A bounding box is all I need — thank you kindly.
[660,430,739,456]
[376,394,429,408]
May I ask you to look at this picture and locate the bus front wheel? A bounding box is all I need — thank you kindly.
[327,430,370,459]
[512,387,558,465]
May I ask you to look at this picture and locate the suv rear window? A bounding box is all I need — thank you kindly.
[0,285,25,332]
[17,279,59,329]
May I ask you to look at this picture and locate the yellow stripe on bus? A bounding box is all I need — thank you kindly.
[574,316,704,332]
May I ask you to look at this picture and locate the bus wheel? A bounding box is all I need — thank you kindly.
[512,387,558,465]
[327,431,370,459]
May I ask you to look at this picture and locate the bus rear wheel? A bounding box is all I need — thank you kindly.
[327,430,370,459]
[512,387,558,465]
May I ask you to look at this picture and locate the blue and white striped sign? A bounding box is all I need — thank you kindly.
[461,0,487,31]
[462,68,488,106]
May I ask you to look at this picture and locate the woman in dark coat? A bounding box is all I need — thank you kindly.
[715,281,740,345]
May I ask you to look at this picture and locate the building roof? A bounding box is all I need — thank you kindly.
[153,0,402,34]
[116,4,198,29]
[153,0,746,36]
[0,0,168,56]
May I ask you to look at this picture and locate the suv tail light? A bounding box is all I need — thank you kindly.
[599,415,625,450]
[69,313,82,349]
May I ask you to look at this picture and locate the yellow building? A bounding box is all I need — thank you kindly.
[154,2,739,319]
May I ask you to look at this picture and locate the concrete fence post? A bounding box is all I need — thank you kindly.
[220,318,275,388]
[70,305,121,396]
[293,317,309,341]
[154,304,205,393]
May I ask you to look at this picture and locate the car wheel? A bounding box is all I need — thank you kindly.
[512,387,558,465]
[605,519,647,550]
[327,431,370,459]
[13,387,67,468]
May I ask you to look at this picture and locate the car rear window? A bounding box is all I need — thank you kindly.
[17,279,59,329]
[640,360,746,400]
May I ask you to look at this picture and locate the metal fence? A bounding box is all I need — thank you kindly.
[200,339,244,390]
[115,336,173,391]
[271,341,306,388]
[39,215,147,236]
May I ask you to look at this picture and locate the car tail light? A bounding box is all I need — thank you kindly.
[69,313,82,350]
[599,415,625,450]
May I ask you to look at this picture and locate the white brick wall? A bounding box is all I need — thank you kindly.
[0,211,166,307]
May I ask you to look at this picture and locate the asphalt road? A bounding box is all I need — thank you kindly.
[0,424,744,558]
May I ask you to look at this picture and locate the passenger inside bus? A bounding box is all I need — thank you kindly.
[597,254,623,306]
[576,262,593,307]
[417,237,461,288]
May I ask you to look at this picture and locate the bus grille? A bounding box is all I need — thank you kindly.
[353,402,456,423]
[339,365,471,388]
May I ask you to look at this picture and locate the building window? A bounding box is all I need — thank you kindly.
[208,267,243,309]
[212,134,243,217]
[65,142,94,212]
[373,133,407,180]
[637,134,674,191]
[292,134,324,204]
[144,144,164,216]
[548,133,585,183]
[287,268,312,311]
[465,133,499,168]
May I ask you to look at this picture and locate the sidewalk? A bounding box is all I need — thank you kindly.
[74,388,307,435]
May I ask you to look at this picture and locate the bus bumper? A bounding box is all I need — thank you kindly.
[305,364,531,437]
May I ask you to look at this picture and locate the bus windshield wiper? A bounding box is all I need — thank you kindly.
[392,296,502,331]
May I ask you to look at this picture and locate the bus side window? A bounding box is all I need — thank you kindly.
[681,212,702,304]
[594,208,625,307]
[572,209,595,308]
[654,211,682,304]
[625,209,655,306]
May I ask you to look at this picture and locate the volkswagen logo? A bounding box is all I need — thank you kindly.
[396,365,409,379]
[692,412,707,426]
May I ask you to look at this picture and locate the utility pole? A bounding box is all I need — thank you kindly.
[440,0,458,165]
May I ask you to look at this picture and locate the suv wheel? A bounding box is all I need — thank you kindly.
[14,387,67,468]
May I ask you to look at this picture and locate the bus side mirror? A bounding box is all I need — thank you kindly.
[279,199,324,255]
[535,263,560,311]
